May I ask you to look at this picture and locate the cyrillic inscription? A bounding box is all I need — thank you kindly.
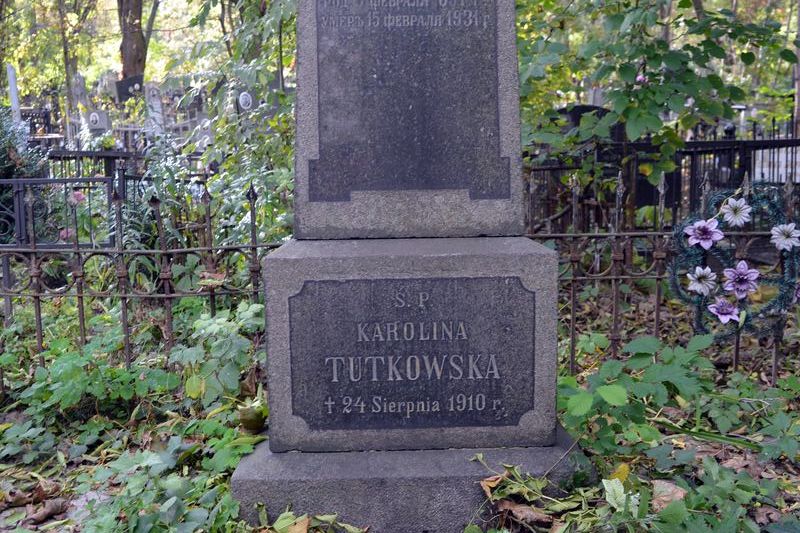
[308,0,510,201]
[289,277,535,430]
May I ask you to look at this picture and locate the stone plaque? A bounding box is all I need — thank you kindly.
[289,277,535,430]
[309,0,508,202]
[294,0,524,238]
[264,238,557,452]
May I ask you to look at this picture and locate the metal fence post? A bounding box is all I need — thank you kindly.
[246,184,261,304]
[24,186,44,366]
[70,202,87,346]
[112,189,133,368]
[202,183,217,316]
[150,196,175,355]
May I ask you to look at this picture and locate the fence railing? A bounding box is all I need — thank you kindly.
[0,157,273,391]
[526,142,798,383]
[527,136,800,235]
[0,148,796,399]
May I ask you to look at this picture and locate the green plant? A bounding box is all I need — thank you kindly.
[169,302,264,407]
[472,335,800,532]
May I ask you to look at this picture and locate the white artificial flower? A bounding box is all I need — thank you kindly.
[687,266,717,296]
[720,198,752,228]
[770,223,800,252]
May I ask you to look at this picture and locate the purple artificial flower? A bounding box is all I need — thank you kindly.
[708,298,741,324]
[722,260,759,300]
[720,198,752,228]
[687,266,717,296]
[635,74,649,84]
[684,218,724,250]
[770,223,800,252]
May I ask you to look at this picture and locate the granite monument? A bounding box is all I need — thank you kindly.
[293,0,524,239]
[232,0,581,531]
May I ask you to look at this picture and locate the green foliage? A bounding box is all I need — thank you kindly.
[0,108,46,179]
[470,335,800,532]
[0,295,272,531]
[79,418,263,532]
[167,0,296,246]
[15,338,177,422]
[170,302,263,407]
[521,0,792,194]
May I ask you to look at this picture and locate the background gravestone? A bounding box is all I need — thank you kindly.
[293,0,524,239]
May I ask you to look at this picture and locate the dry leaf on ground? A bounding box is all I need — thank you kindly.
[480,475,505,499]
[754,505,782,526]
[287,516,310,533]
[26,498,69,524]
[651,480,687,512]
[497,499,553,525]
[721,452,763,479]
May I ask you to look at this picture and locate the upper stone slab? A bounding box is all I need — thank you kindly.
[294,0,524,239]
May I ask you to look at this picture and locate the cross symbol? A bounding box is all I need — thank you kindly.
[324,397,335,414]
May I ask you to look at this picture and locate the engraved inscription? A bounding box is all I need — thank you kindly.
[308,0,510,201]
[289,277,535,430]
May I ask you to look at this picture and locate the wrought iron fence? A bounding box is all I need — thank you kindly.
[525,135,800,384]
[0,147,797,400]
[0,153,275,401]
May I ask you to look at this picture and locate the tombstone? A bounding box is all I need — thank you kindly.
[237,90,255,113]
[144,84,165,136]
[232,1,583,531]
[85,110,111,133]
[293,0,524,239]
[115,74,144,103]
[6,64,21,124]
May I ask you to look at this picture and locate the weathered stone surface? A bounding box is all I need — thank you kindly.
[265,237,557,452]
[294,0,524,239]
[232,427,585,533]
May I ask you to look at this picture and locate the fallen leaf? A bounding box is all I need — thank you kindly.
[287,515,310,533]
[31,480,61,503]
[1,489,31,510]
[652,480,687,512]
[721,452,762,479]
[610,463,630,482]
[200,270,226,279]
[480,475,505,499]
[26,498,69,524]
[754,505,781,526]
[660,407,686,420]
[497,500,553,525]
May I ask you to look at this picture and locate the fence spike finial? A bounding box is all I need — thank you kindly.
[742,170,751,199]
[700,171,711,214]
[246,182,258,203]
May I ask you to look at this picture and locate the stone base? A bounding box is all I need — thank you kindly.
[232,427,586,533]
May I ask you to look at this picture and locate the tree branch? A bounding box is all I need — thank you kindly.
[144,0,160,52]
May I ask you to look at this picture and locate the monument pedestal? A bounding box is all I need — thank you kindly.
[261,238,557,453]
[233,428,584,533]
[230,237,579,531]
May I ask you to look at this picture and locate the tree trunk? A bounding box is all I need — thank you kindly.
[57,0,77,144]
[691,0,706,20]
[661,0,672,43]
[117,0,159,78]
